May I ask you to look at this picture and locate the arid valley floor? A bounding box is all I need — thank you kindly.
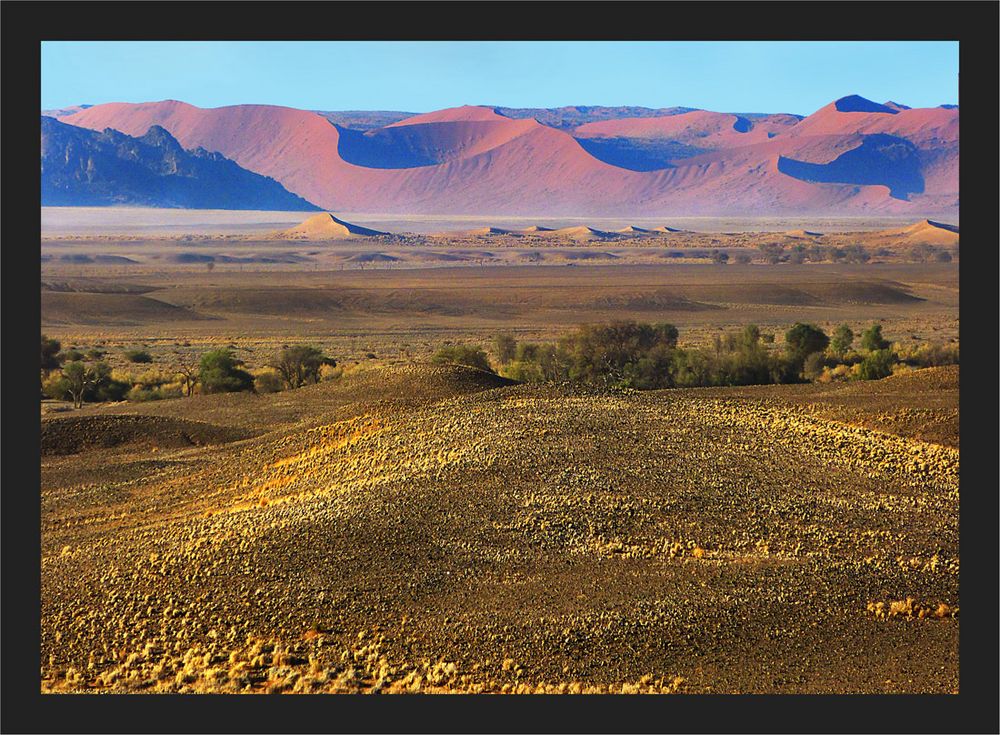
[40,210,959,694]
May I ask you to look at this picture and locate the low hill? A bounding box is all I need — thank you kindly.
[40,116,319,210]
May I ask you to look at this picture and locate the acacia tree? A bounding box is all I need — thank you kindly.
[61,361,108,408]
[270,345,334,389]
[175,358,201,397]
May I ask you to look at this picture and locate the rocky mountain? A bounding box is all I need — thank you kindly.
[41,116,319,210]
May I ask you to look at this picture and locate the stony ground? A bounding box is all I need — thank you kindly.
[40,365,959,694]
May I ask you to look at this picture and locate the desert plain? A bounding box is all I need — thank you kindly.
[40,208,959,694]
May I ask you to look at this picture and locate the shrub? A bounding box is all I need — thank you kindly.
[127,383,184,403]
[816,364,853,383]
[62,349,84,362]
[802,351,827,381]
[54,360,124,407]
[830,324,854,358]
[319,363,343,381]
[898,342,959,368]
[558,321,678,385]
[124,349,153,364]
[843,244,871,264]
[127,386,159,402]
[935,250,953,263]
[42,372,71,401]
[199,349,254,394]
[495,333,517,364]
[733,252,753,265]
[860,324,890,351]
[431,345,494,373]
[867,348,896,378]
[132,369,175,388]
[500,360,547,383]
[710,250,729,265]
[85,349,106,361]
[95,377,131,402]
[910,243,938,263]
[270,345,334,389]
[253,369,285,394]
[41,335,63,371]
[857,349,896,380]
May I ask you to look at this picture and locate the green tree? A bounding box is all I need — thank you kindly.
[270,345,333,389]
[860,324,890,351]
[784,323,829,363]
[431,345,494,373]
[199,349,254,394]
[830,324,854,357]
[494,333,517,364]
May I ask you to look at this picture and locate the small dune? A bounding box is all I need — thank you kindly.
[277,213,387,240]
[874,219,959,247]
[541,226,617,241]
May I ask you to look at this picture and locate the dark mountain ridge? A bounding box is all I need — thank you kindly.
[41,116,319,210]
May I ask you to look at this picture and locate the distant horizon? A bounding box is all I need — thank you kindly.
[41,41,959,116]
[43,95,959,119]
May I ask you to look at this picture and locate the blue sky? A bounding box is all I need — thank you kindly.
[42,41,958,115]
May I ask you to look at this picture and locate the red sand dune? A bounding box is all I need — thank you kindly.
[385,105,510,127]
[62,96,957,216]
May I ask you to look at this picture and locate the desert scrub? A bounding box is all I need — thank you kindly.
[866,598,958,620]
[123,349,154,363]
